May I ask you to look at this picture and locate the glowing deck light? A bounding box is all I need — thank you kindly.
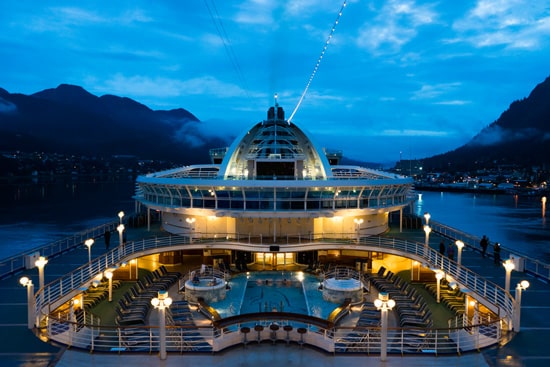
[34,256,48,290]
[503,259,516,293]
[374,292,395,361]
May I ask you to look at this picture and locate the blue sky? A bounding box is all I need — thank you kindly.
[1,0,550,165]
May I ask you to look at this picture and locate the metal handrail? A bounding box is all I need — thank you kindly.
[0,221,119,279]
[33,232,514,354]
[43,311,501,354]
[429,220,550,282]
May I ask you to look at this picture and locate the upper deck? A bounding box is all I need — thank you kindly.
[134,104,413,216]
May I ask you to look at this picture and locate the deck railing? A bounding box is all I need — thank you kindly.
[429,220,550,282]
[42,311,502,355]
[32,232,513,354]
[0,221,119,280]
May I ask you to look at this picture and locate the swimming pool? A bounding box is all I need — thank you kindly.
[210,271,339,319]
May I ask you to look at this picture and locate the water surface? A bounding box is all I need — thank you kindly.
[414,191,549,260]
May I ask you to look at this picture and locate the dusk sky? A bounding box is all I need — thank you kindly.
[1,0,550,165]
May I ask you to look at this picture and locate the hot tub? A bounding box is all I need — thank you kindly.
[185,277,227,303]
[322,277,363,303]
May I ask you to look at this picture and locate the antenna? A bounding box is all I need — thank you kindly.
[287,0,347,123]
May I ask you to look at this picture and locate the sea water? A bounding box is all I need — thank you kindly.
[0,178,135,259]
[414,191,550,261]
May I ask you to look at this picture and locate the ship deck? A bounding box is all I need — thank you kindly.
[2,224,550,367]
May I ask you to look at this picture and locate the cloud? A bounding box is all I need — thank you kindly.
[356,0,438,54]
[92,74,248,99]
[24,7,106,34]
[52,7,106,24]
[469,124,549,146]
[52,6,153,25]
[96,46,165,61]
[25,6,152,34]
[172,115,252,149]
[201,33,225,48]
[179,76,248,97]
[379,129,450,137]
[120,9,153,24]
[233,0,340,25]
[234,0,277,26]
[0,97,17,114]
[411,82,461,100]
[283,0,347,17]
[434,100,471,105]
[173,122,211,148]
[452,0,550,50]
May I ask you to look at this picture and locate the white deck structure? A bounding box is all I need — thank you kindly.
[135,104,414,258]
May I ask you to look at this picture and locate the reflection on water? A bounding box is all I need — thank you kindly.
[414,191,550,261]
[0,178,135,259]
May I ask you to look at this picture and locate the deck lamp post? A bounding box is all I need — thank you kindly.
[424,212,431,225]
[423,225,431,257]
[118,211,125,224]
[353,218,364,242]
[151,290,172,360]
[84,239,94,273]
[374,292,395,361]
[469,300,479,323]
[34,256,48,290]
[69,298,80,331]
[470,300,479,348]
[19,276,35,329]
[503,259,515,293]
[105,271,113,302]
[435,270,444,303]
[410,260,419,281]
[117,224,125,247]
[542,196,547,218]
[514,280,530,332]
[455,240,465,265]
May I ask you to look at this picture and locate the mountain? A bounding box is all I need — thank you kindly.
[423,76,550,171]
[0,84,227,164]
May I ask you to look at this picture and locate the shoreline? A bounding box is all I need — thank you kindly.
[414,183,547,197]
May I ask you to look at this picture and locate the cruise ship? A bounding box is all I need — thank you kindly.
[2,104,549,367]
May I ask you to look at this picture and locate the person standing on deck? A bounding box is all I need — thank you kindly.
[439,240,446,255]
[104,230,111,250]
[493,242,501,265]
[480,235,488,258]
[447,242,455,261]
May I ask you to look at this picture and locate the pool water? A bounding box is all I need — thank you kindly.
[210,271,337,319]
[240,274,308,314]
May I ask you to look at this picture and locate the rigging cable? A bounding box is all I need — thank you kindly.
[203,0,251,99]
[287,0,347,123]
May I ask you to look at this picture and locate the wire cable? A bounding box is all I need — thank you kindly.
[204,0,250,99]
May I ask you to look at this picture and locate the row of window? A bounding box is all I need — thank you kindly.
[140,185,409,200]
[141,193,408,210]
